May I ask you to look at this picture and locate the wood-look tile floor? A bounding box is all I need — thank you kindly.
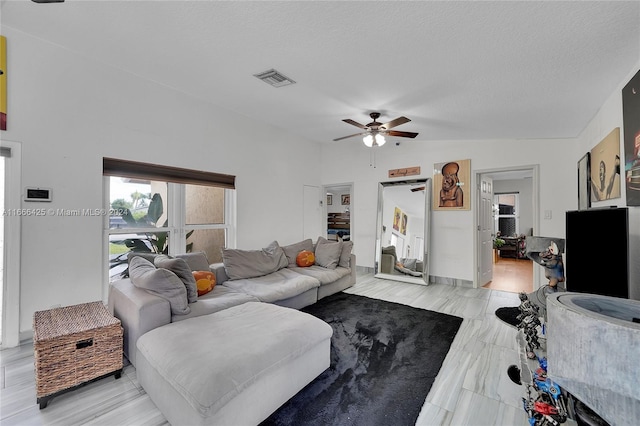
[482,258,533,294]
[1,274,535,425]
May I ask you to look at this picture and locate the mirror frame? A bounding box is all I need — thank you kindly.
[374,178,431,285]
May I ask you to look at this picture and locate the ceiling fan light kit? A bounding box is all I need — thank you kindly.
[363,133,386,147]
[334,112,418,147]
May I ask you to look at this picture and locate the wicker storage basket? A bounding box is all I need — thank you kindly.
[33,301,123,403]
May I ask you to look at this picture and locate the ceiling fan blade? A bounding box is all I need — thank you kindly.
[411,186,426,192]
[342,119,367,129]
[333,132,364,141]
[381,116,410,130]
[387,130,419,138]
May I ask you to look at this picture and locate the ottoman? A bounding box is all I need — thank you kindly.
[136,302,333,425]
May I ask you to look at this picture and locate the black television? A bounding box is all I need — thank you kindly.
[565,207,629,298]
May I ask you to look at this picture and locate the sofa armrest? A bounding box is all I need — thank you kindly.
[108,279,171,367]
[210,262,229,285]
[380,253,395,274]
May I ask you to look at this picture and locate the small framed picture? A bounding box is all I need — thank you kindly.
[341,194,350,205]
[577,152,591,210]
[327,194,333,205]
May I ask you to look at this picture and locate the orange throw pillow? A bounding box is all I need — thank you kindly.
[192,271,216,296]
[296,250,315,267]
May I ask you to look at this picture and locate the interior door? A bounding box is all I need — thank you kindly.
[478,176,494,286]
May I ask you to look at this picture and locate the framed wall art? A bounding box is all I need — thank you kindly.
[341,194,350,205]
[622,69,640,206]
[393,207,401,232]
[433,159,471,210]
[327,194,333,205]
[577,152,591,210]
[590,127,621,202]
[1,35,6,131]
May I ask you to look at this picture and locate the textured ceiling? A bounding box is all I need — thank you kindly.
[2,0,639,144]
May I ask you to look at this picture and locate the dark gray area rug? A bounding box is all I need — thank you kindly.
[260,292,464,426]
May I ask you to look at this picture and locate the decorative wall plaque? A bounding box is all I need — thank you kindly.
[388,166,420,178]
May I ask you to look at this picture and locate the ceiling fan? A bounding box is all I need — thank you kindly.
[333,112,419,147]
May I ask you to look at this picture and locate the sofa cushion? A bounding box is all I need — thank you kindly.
[175,251,211,273]
[136,302,332,424]
[171,286,259,322]
[222,241,288,280]
[154,255,198,303]
[129,257,190,316]
[399,257,417,271]
[127,252,160,265]
[339,240,353,268]
[282,239,314,267]
[314,238,342,269]
[221,268,320,303]
[288,265,351,285]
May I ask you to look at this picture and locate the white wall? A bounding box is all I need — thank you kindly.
[3,28,321,336]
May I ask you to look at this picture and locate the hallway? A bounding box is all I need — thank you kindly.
[482,257,533,294]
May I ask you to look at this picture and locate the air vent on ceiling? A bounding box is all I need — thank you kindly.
[253,69,296,88]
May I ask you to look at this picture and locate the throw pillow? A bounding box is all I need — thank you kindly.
[400,257,417,271]
[381,245,397,260]
[338,240,353,268]
[154,255,198,303]
[127,252,160,265]
[296,250,315,267]
[222,240,288,280]
[175,252,211,273]
[192,270,216,296]
[282,239,314,267]
[314,239,342,269]
[129,257,190,315]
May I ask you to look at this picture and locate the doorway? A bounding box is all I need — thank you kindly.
[476,166,539,293]
[323,183,353,242]
[1,141,21,348]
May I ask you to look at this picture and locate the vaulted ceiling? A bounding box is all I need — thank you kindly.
[2,1,639,144]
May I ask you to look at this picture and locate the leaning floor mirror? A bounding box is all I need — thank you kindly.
[375,179,431,285]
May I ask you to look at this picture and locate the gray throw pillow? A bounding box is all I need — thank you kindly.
[127,252,160,265]
[222,240,288,280]
[382,245,397,260]
[175,251,211,272]
[129,257,190,315]
[400,257,417,271]
[154,255,198,304]
[339,240,354,268]
[315,239,342,269]
[282,239,314,267]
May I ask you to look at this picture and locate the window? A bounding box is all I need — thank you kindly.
[495,193,519,237]
[104,158,235,282]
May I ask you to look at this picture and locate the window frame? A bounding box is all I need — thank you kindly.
[494,192,519,237]
[102,160,236,298]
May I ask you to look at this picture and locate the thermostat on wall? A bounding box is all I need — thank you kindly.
[24,187,52,202]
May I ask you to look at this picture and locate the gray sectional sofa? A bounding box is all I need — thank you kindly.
[108,237,355,367]
[108,237,355,425]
